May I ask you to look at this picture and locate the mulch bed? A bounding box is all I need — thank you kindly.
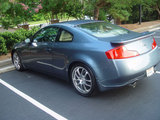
[120,20,160,30]
[0,53,11,61]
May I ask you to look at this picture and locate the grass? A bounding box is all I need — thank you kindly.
[28,17,76,25]
[0,17,76,31]
[28,20,47,25]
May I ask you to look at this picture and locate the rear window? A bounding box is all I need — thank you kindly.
[78,22,129,38]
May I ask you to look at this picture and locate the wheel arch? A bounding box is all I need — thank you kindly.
[68,60,97,83]
[68,60,99,96]
[11,49,16,63]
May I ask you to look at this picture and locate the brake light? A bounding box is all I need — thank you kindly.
[152,37,157,49]
[105,46,139,59]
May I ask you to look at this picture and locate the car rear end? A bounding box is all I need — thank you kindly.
[77,21,160,91]
[101,32,160,89]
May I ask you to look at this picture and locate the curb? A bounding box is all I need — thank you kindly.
[0,59,12,68]
[0,65,15,74]
[0,58,14,73]
[0,59,11,63]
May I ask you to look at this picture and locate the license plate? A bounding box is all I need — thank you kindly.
[146,67,154,77]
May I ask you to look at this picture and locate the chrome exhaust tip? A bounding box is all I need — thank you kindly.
[129,82,137,88]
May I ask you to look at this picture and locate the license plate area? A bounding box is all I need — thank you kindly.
[146,67,154,77]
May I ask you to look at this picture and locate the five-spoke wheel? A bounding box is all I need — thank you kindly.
[71,64,97,96]
[13,52,24,71]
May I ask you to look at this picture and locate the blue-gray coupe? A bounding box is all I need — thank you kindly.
[12,20,160,96]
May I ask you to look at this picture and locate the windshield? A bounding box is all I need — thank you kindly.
[78,22,129,38]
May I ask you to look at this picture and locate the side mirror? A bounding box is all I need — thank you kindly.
[25,38,31,44]
[33,39,37,43]
[32,39,38,47]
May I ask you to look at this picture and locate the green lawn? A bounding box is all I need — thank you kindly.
[28,20,47,25]
[0,17,76,29]
[28,17,76,25]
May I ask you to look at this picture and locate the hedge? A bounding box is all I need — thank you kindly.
[0,36,7,55]
[0,26,39,55]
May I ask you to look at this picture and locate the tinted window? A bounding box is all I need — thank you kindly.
[59,30,73,42]
[78,22,129,38]
[33,27,59,42]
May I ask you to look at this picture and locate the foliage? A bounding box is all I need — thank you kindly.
[83,0,160,24]
[41,0,84,21]
[30,13,45,21]
[125,0,160,23]
[0,0,42,29]
[64,0,84,20]
[0,26,40,55]
[0,36,7,55]
[0,0,160,28]
[41,0,65,20]
[109,0,132,21]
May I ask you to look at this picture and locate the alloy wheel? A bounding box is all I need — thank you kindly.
[13,52,21,70]
[72,66,93,94]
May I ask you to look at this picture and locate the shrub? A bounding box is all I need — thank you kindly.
[30,14,45,21]
[0,36,7,55]
[0,26,40,55]
[1,32,20,50]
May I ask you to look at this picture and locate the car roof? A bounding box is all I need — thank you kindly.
[51,20,103,27]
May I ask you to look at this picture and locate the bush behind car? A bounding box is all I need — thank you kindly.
[0,26,39,55]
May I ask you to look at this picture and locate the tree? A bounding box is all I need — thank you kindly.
[41,0,64,21]
[64,0,84,20]
[84,0,133,24]
[108,0,133,24]
[126,0,160,23]
[41,0,84,22]
[150,0,160,18]
[0,0,42,29]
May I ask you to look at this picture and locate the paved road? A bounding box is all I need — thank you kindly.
[0,30,160,120]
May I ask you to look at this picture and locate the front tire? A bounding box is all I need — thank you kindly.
[70,63,97,97]
[13,52,25,71]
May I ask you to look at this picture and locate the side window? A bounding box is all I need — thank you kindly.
[33,27,59,42]
[44,27,59,42]
[59,30,73,42]
[32,29,45,42]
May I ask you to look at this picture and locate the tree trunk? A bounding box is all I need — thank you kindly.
[115,18,121,25]
[56,14,58,20]
[156,5,160,18]
[51,10,54,20]
[94,7,100,20]
[93,0,110,20]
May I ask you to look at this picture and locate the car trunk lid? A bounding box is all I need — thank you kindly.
[124,34,154,55]
[101,32,155,55]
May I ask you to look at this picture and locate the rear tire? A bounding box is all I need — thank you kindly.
[70,63,98,97]
[12,52,25,71]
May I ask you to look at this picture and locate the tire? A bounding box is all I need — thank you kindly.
[12,52,25,71]
[70,63,98,97]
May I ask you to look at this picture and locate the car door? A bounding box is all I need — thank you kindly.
[51,29,74,76]
[28,27,59,72]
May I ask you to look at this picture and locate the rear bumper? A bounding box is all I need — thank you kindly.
[97,47,160,91]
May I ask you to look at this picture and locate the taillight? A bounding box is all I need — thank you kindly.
[105,46,139,59]
[152,37,157,49]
